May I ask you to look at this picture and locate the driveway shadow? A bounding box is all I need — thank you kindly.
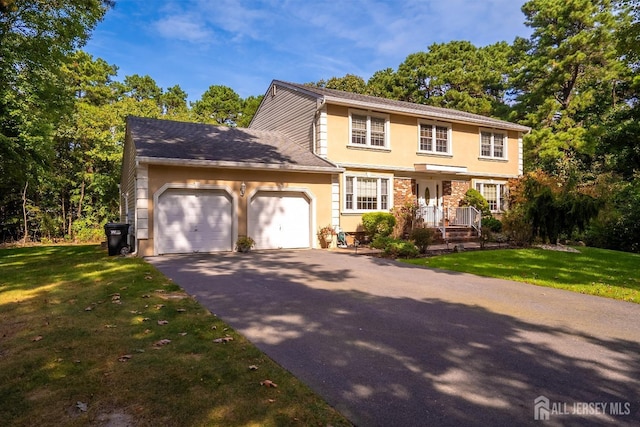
[149,251,640,426]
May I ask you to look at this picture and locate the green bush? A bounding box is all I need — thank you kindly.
[371,235,393,249]
[410,227,434,254]
[72,218,105,242]
[482,217,503,232]
[502,206,533,246]
[384,240,419,258]
[361,212,396,239]
[460,188,491,218]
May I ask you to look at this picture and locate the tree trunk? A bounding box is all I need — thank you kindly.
[22,181,28,244]
[77,180,85,220]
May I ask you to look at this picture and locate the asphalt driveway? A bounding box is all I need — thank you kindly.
[147,250,640,426]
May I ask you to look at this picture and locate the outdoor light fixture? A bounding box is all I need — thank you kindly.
[240,181,246,197]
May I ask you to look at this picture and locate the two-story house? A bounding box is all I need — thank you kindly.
[120,80,529,256]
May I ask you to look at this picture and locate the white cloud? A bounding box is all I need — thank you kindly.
[153,14,214,43]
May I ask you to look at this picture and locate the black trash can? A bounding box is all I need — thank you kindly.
[104,223,130,256]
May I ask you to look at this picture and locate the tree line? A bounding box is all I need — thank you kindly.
[1,0,639,252]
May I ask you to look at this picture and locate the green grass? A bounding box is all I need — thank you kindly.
[402,246,640,304]
[0,245,350,427]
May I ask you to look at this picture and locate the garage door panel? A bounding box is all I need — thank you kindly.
[157,189,232,254]
[249,193,310,250]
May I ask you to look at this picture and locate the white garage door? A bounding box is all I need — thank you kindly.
[156,189,232,254]
[248,192,310,250]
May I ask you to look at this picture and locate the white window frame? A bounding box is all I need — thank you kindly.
[475,180,508,213]
[479,129,508,160]
[343,174,392,213]
[417,120,452,155]
[348,109,390,149]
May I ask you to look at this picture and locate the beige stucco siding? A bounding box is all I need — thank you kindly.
[325,104,521,177]
[136,164,334,256]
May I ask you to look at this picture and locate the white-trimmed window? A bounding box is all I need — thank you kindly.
[480,130,507,159]
[475,181,508,212]
[418,121,451,154]
[349,110,389,148]
[344,176,391,211]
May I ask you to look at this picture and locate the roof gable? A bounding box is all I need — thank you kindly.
[273,80,530,132]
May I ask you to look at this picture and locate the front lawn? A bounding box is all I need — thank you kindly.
[402,246,640,304]
[0,245,350,427]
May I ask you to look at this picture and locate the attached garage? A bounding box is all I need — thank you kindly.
[155,187,233,254]
[248,191,311,250]
[122,117,342,256]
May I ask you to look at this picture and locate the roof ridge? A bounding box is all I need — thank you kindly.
[271,80,530,132]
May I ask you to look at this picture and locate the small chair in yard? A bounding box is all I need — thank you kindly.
[337,231,348,248]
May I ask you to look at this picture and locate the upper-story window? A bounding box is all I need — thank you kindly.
[480,130,507,159]
[418,121,451,155]
[349,110,389,149]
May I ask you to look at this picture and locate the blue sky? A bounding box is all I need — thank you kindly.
[84,0,531,102]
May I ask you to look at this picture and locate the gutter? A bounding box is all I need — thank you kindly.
[136,156,344,174]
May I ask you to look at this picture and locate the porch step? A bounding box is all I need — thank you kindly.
[429,226,480,244]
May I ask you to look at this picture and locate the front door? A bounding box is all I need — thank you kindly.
[417,180,440,208]
[416,180,442,226]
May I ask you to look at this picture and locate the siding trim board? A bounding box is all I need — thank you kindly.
[137,157,343,174]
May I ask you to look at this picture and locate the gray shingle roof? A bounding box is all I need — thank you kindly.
[275,80,531,132]
[127,116,339,171]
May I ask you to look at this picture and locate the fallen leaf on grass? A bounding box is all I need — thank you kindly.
[118,354,132,362]
[155,304,165,310]
[32,336,43,342]
[104,324,117,328]
[178,332,187,336]
[145,275,153,280]
[153,339,171,348]
[176,308,186,312]
[157,320,168,325]
[213,336,233,343]
[76,401,88,412]
[142,294,150,298]
[260,380,278,388]
[211,325,217,330]
[249,365,258,370]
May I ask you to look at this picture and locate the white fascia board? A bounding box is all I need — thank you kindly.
[136,156,344,174]
[414,164,468,173]
[336,162,415,173]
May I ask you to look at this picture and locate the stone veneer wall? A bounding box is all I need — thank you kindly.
[393,178,415,208]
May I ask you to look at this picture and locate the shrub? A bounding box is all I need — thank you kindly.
[371,235,393,250]
[502,207,533,247]
[391,203,418,238]
[460,188,491,218]
[361,212,396,239]
[384,240,419,258]
[73,218,105,242]
[410,227,434,254]
[482,217,503,232]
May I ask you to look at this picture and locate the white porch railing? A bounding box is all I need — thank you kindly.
[416,206,482,238]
